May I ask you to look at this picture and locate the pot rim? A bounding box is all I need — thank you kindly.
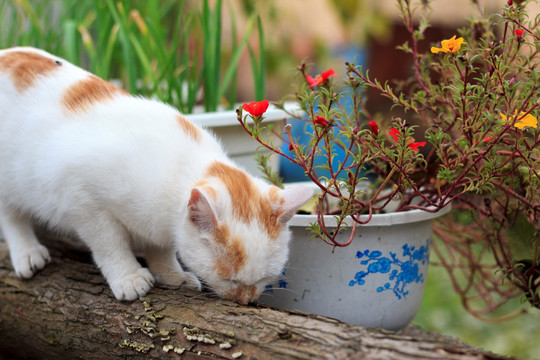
[290,203,452,227]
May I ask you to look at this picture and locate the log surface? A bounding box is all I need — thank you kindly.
[0,233,514,360]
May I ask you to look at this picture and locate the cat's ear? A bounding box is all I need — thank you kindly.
[278,185,314,224]
[188,188,218,232]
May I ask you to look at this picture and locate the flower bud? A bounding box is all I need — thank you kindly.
[368,121,379,136]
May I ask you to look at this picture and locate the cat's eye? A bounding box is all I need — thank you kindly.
[55,60,62,66]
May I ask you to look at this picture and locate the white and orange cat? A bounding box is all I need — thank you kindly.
[0,47,312,304]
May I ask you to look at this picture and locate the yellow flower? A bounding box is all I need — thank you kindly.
[431,35,466,54]
[500,111,538,129]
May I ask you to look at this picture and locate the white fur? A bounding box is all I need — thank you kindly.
[0,47,312,302]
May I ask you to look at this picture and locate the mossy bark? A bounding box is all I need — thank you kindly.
[0,233,513,360]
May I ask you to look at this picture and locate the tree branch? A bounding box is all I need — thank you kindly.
[0,232,513,360]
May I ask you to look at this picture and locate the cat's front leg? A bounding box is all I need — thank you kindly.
[0,205,51,278]
[74,215,155,301]
[146,245,201,291]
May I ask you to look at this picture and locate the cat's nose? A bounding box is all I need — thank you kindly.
[225,284,258,305]
[235,285,257,305]
[237,297,250,306]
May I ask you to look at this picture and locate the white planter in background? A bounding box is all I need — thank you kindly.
[258,204,452,331]
[185,103,298,176]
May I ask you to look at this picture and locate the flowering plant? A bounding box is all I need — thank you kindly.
[238,0,539,318]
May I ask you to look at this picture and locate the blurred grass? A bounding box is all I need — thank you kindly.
[413,250,540,360]
[0,0,265,112]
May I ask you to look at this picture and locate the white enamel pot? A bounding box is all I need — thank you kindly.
[258,205,452,331]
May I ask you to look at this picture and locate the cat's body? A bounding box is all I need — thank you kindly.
[0,47,311,303]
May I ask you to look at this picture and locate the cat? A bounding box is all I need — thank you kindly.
[0,47,312,304]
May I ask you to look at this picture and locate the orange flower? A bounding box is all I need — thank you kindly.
[431,35,466,54]
[500,111,538,129]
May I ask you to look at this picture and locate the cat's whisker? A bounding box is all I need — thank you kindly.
[283,265,307,272]
[259,287,301,297]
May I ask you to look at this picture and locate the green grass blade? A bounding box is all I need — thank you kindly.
[218,15,255,103]
[255,15,266,100]
[100,24,120,79]
[62,20,78,64]
[105,0,136,92]
[128,33,156,86]
[226,4,239,108]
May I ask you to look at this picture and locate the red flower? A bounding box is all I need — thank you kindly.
[389,127,425,151]
[474,130,496,144]
[515,29,524,37]
[408,141,426,151]
[313,115,329,127]
[389,128,401,142]
[321,69,336,80]
[243,100,269,117]
[306,68,337,88]
[306,75,321,88]
[368,121,379,136]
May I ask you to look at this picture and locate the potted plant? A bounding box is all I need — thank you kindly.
[236,0,538,330]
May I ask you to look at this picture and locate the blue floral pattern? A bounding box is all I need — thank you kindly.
[348,240,430,300]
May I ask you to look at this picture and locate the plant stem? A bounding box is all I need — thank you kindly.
[370,166,396,203]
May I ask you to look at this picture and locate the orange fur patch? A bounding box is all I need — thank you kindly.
[61,75,126,114]
[205,161,284,240]
[193,180,217,201]
[176,114,202,142]
[0,50,59,91]
[214,224,247,279]
[214,223,231,248]
[268,186,285,206]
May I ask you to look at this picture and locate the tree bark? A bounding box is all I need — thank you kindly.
[0,233,513,360]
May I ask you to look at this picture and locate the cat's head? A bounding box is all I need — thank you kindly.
[179,161,313,305]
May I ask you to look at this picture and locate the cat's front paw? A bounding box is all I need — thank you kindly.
[182,271,202,291]
[155,270,202,291]
[13,245,51,279]
[110,268,155,301]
